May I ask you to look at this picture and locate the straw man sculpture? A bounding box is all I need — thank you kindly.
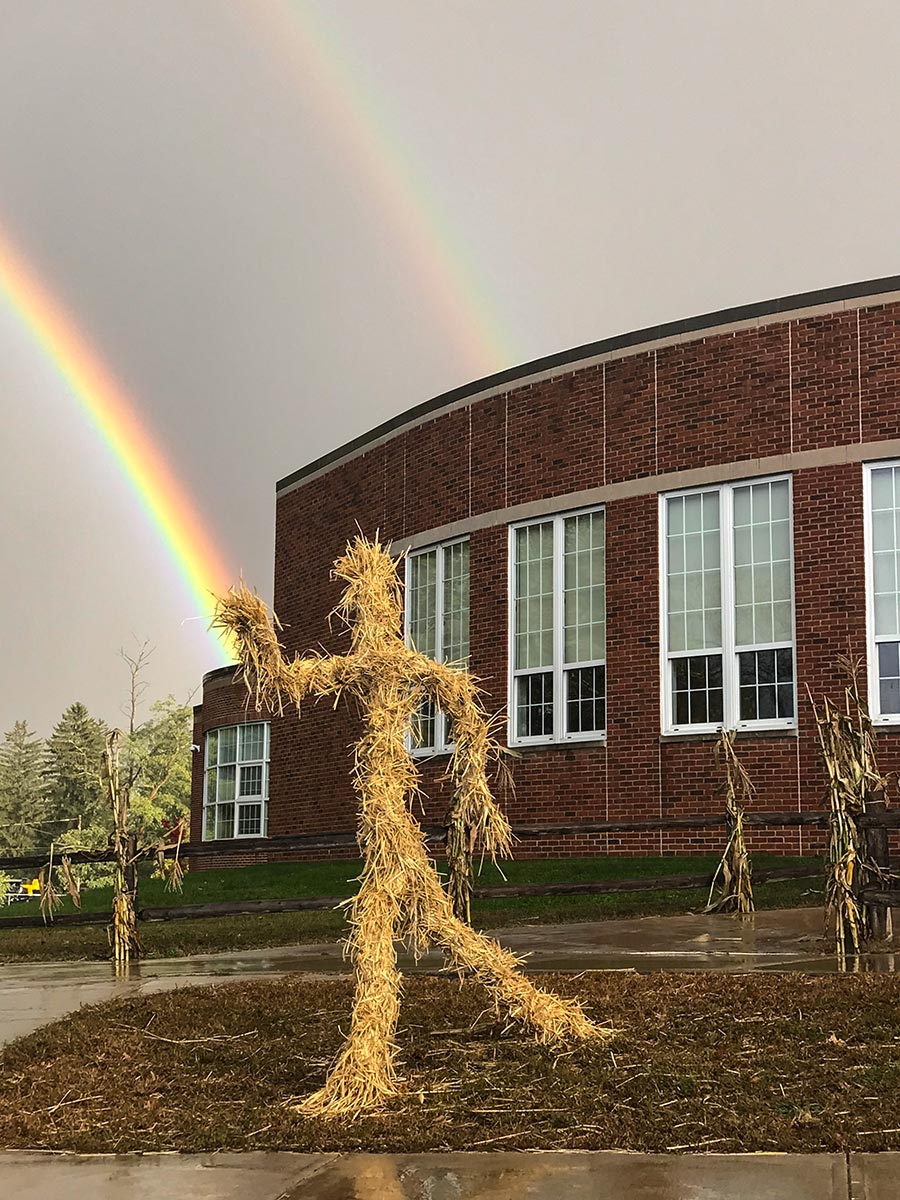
[213,535,610,1115]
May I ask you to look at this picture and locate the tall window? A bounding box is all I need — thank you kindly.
[510,508,606,744]
[203,722,269,839]
[405,538,469,753]
[865,461,900,721]
[661,477,795,733]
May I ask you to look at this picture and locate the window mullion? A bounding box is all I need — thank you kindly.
[553,515,565,741]
[434,546,446,750]
[721,484,737,729]
[659,494,671,732]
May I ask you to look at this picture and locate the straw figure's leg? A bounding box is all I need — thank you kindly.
[297,680,419,1116]
[418,855,612,1044]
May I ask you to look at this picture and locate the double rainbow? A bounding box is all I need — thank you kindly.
[0,223,234,661]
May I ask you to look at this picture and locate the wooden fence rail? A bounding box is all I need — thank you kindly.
[7,808,898,873]
[0,864,826,930]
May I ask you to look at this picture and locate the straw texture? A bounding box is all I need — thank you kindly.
[213,534,612,1115]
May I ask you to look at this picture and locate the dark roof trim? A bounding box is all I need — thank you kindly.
[276,273,900,494]
[202,664,240,687]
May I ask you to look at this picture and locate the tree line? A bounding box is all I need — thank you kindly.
[0,684,193,860]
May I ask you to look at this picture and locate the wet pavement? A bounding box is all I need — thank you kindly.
[0,1150,895,1198]
[2,907,897,1048]
[2,912,899,1197]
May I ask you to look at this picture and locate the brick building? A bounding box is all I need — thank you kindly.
[190,276,900,866]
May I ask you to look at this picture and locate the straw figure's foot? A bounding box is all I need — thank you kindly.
[292,1045,401,1118]
[509,981,616,1045]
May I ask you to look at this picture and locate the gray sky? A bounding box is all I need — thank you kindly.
[2,0,898,735]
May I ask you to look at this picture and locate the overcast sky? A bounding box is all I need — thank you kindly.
[2,0,898,735]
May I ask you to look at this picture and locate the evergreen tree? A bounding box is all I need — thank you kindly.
[45,702,108,833]
[0,721,49,853]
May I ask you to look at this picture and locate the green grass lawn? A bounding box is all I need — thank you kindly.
[0,854,823,962]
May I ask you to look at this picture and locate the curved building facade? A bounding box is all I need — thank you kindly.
[190,276,900,863]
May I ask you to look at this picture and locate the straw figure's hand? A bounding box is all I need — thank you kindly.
[212,582,356,714]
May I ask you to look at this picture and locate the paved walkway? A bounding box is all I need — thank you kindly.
[2,907,897,1047]
[0,1150,896,1198]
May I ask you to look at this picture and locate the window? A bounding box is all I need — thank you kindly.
[661,477,795,733]
[865,462,900,722]
[405,538,469,753]
[203,722,269,839]
[509,508,606,744]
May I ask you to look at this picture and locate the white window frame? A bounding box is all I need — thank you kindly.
[659,475,797,736]
[507,507,606,748]
[202,722,270,840]
[863,460,900,725]
[404,536,469,756]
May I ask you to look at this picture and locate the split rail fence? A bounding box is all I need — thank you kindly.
[0,809,897,932]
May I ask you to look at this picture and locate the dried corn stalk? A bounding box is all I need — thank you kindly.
[706,729,754,915]
[809,656,891,964]
[213,534,612,1116]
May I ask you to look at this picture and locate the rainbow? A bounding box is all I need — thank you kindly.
[0,222,235,661]
[255,0,520,378]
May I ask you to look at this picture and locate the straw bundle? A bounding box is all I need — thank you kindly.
[809,656,891,963]
[705,729,754,915]
[213,534,611,1116]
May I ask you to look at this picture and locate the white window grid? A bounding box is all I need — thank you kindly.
[403,537,469,755]
[864,460,900,724]
[508,507,606,747]
[659,475,797,735]
[203,722,270,840]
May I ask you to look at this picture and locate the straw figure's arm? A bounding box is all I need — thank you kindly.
[212,582,360,711]
[407,652,512,920]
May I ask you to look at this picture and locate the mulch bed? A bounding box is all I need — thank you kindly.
[1,972,898,1153]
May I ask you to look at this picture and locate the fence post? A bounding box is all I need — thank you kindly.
[864,786,892,942]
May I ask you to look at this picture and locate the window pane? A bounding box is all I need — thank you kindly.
[442,540,470,664]
[205,766,217,806]
[217,727,237,764]
[408,550,437,657]
[737,649,795,720]
[411,698,436,750]
[566,665,606,734]
[563,511,605,664]
[514,523,554,670]
[216,804,235,840]
[878,642,900,714]
[239,723,266,762]
[667,492,721,652]
[217,764,236,804]
[206,729,218,767]
[516,672,554,738]
[239,764,263,797]
[871,467,900,640]
[732,479,793,649]
[238,804,262,836]
[671,654,723,726]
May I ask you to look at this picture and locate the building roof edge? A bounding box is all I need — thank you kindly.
[276,273,900,495]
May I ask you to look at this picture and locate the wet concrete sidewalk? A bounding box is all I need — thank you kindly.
[0,1150,896,1198]
[2,907,896,1047]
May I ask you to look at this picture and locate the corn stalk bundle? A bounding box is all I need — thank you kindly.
[706,729,754,915]
[213,535,612,1116]
[102,731,142,966]
[809,656,891,963]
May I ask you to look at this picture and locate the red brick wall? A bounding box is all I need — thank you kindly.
[191,299,900,866]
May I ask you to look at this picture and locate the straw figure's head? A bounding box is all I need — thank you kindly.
[331,534,403,653]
